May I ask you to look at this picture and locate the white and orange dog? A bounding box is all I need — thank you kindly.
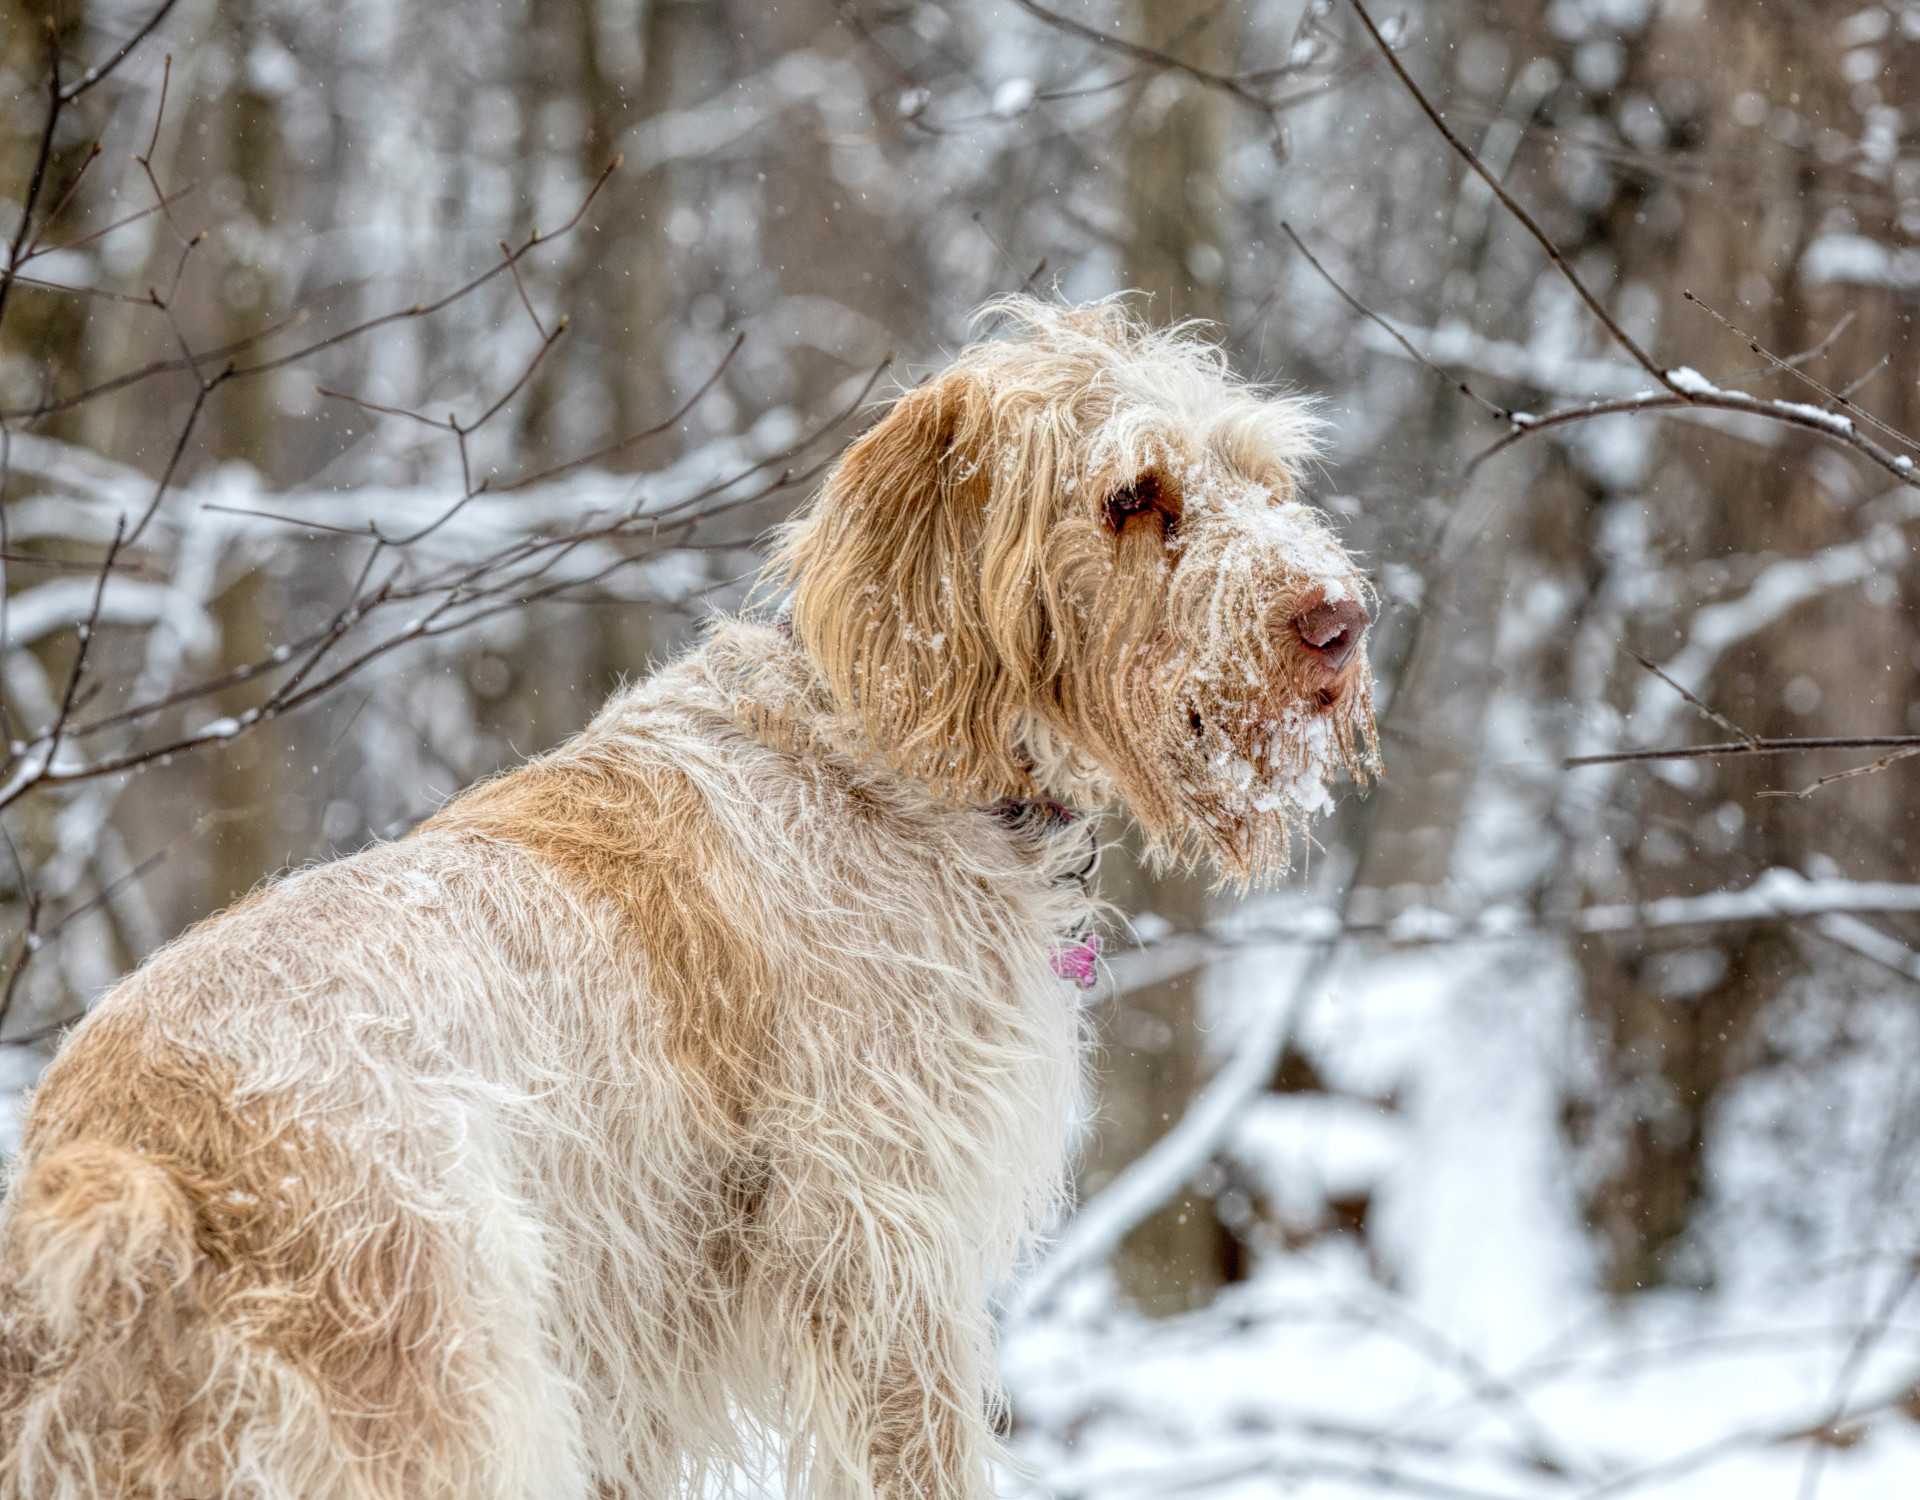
[0,300,1374,1500]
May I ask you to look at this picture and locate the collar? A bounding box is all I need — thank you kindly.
[985,798,1101,990]
[764,610,1098,987]
[985,796,1081,834]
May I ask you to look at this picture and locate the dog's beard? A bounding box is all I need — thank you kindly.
[1066,621,1373,888]
[1121,524,1378,885]
[1193,693,1346,820]
[1149,644,1373,886]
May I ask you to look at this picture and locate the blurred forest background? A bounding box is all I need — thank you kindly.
[9,0,1920,1493]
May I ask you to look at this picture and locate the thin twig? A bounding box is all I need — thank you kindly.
[1719,310,1855,387]
[1010,0,1299,115]
[1683,290,1920,457]
[313,387,452,431]
[1348,0,1678,394]
[139,53,171,168]
[0,152,617,424]
[52,356,885,776]
[226,156,620,384]
[0,519,127,1018]
[59,0,181,103]
[489,331,745,492]
[127,372,224,546]
[0,886,45,1037]
[1793,1253,1920,1500]
[1010,0,1261,104]
[1567,735,1920,768]
[466,318,567,434]
[0,273,177,307]
[0,806,232,1046]
[502,241,547,338]
[1759,746,1920,799]
[0,21,65,332]
[1830,353,1890,409]
[1625,649,1759,749]
[35,180,200,258]
[1467,386,1920,489]
[0,551,158,576]
[1281,221,1512,422]
[16,141,102,264]
[0,422,12,749]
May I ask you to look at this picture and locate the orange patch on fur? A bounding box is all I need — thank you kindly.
[426,738,772,1140]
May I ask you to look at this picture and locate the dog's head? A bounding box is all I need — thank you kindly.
[780,297,1377,886]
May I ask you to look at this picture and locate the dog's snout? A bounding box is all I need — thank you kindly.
[1292,596,1370,674]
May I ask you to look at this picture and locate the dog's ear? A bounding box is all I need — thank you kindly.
[780,370,1045,803]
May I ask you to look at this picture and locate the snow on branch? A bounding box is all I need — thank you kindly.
[1280,3,1920,488]
[1091,870,1920,1005]
[2,575,213,654]
[1574,868,1920,933]
[1809,913,1920,983]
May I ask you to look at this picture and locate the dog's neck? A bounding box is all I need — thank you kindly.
[746,613,1117,816]
[707,617,1106,986]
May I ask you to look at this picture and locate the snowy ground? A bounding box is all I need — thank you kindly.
[1004,1266,1920,1499]
[1002,922,1920,1500]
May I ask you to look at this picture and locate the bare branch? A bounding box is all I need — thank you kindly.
[223,156,620,384]
[1567,734,1920,769]
[29,351,884,789]
[1009,0,1278,112]
[137,52,172,170]
[1624,648,1759,750]
[1718,310,1856,386]
[465,317,566,434]
[1347,0,1678,394]
[1830,352,1890,408]
[16,141,102,266]
[59,0,182,103]
[1004,0,1369,127]
[36,180,201,259]
[126,373,222,546]
[0,21,66,333]
[1467,383,1920,489]
[1281,221,1512,422]
[1683,289,1920,458]
[1758,745,1920,800]
[491,331,744,493]
[501,241,548,338]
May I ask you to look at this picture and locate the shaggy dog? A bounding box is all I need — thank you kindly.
[0,299,1375,1500]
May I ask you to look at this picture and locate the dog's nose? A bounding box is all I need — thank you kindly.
[1292,596,1370,674]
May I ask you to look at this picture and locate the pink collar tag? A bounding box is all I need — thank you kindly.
[1050,933,1102,989]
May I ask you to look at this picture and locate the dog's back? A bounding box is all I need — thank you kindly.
[0,626,1084,1500]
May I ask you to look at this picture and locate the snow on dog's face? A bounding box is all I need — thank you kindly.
[782,297,1377,886]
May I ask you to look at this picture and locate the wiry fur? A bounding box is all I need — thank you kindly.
[0,298,1372,1499]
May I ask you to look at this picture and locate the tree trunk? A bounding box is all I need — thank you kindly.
[1080,0,1243,1317]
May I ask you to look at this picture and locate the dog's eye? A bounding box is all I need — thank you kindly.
[1102,474,1179,540]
